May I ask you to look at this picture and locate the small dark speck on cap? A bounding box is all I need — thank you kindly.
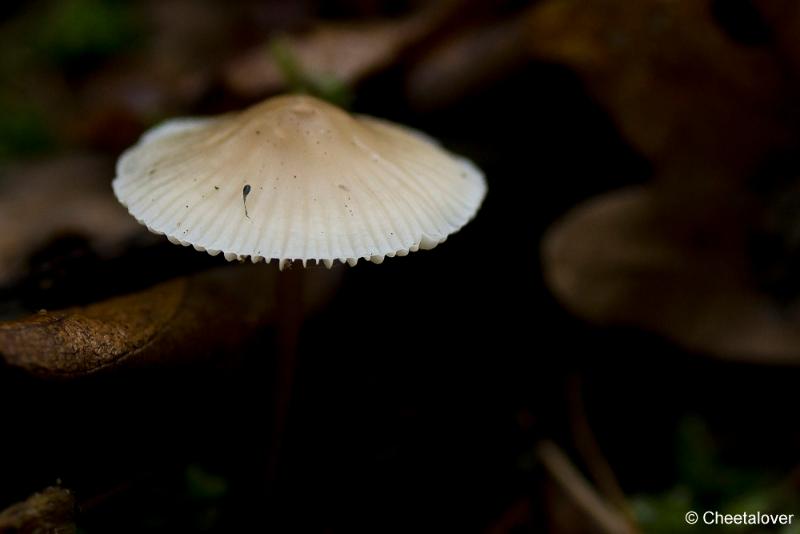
[214,186,219,190]
[243,184,252,218]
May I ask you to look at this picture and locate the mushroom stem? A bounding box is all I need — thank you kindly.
[268,262,305,486]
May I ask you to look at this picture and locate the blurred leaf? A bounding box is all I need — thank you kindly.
[0,96,54,159]
[752,1,800,75]
[269,37,353,108]
[0,261,344,378]
[0,155,144,287]
[676,417,768,500]
[526,0,800,183]
[224,2,459,100]
[675,417,718,495]
[35,0,139,68]
[542,185,800,363]
[630,487,692,534]
[405,17,529,111]
[0,265,266,377]
[630,417,800,533]
[0,486,76,534]
[531,1,800,362]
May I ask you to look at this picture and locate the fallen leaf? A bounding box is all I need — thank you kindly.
[0,486,76,534]
[0,264,343,378]
[525,0,800,182]
[405,17,530,111]
[224,2,457,98]
[753,1,800,75]
[0,155,146,287]
[74,0,267,149]
[542,186,800,363]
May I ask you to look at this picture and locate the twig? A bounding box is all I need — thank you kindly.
[568,375,637,525]
[538,440,637,534]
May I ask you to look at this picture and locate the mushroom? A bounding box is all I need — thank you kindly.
[111,93,486,483]
[113,94,486,269]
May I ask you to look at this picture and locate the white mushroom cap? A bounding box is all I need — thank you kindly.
[113,94,486,268]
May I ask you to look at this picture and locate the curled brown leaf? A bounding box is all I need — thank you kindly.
[0,264,343,378]
[525,0,800,182]
[542,186,800,363]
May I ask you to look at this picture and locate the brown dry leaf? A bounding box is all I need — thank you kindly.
[74,0,255,149]
[224,2,457,98]
[542,186,800,363]
[0,486,76,534]
[405,17,530,111]
[525,0,799,182]
[754,1,800,75]
[0,264,343,378]
[0,155,146,287]
[73,0,312,150]
[76,58,208,152]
